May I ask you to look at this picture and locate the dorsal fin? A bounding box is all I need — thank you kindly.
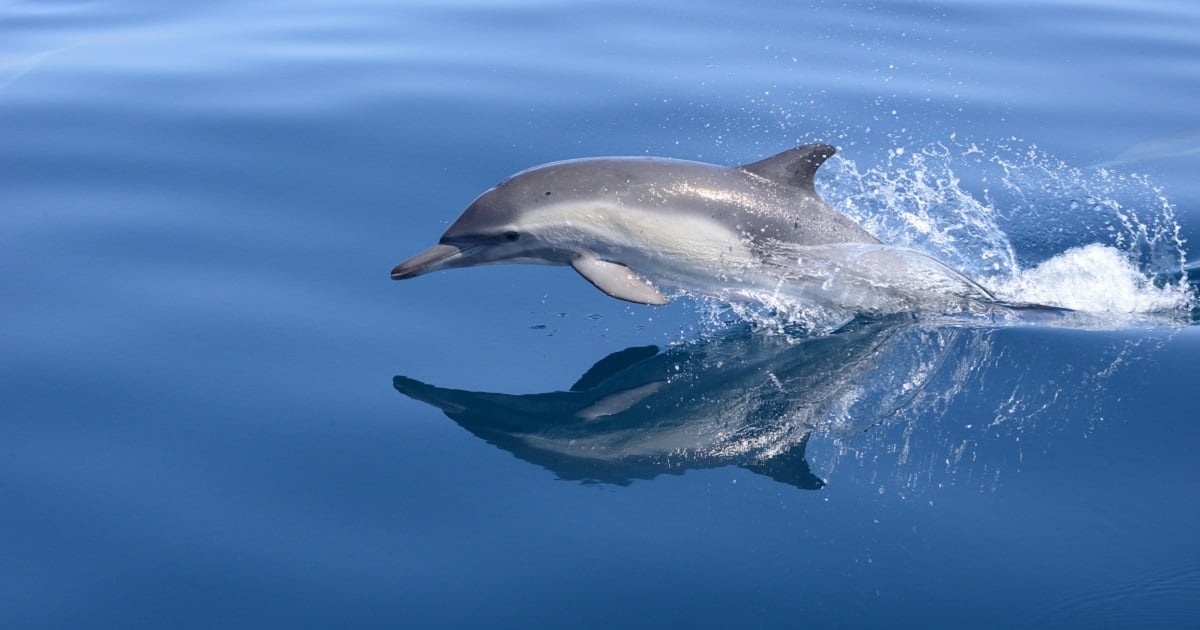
[737,143,837,193]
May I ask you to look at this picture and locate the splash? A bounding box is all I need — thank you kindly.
[710,137,1195,327]
[991,243,1190,315]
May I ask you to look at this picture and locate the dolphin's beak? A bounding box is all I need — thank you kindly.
[391,243,464,279]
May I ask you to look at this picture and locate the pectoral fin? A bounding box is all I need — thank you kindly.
[571,256,669,305]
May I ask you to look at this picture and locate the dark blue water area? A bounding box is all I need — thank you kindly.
[3,0,1200,627]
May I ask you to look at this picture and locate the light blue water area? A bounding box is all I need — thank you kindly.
[3,0,1200,627]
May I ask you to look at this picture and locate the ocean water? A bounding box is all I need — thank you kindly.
[3,0,1200,627]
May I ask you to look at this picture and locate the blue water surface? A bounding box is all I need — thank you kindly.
[3,0,1200,627]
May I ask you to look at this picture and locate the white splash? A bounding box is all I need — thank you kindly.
[990,243,1192,315]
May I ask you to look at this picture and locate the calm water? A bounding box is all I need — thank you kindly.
[4,0,1200,627]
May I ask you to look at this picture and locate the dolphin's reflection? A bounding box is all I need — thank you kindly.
[395,318,993,490]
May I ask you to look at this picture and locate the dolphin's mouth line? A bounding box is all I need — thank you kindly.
[391,243,472,279]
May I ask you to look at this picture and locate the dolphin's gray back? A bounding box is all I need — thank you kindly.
[500,155,881,248]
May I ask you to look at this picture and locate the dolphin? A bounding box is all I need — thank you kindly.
[391,144,997,315]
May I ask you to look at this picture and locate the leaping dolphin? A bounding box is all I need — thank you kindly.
[392,144,997,316]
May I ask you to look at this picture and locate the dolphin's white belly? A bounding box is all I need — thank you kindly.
[524,202,759,284]
[524,203,991,317]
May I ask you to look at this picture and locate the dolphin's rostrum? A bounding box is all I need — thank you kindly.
[392,144,997,317]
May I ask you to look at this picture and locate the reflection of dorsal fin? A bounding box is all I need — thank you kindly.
[737,143,836,193]
[741,434,826,490]
[570,345,660,391]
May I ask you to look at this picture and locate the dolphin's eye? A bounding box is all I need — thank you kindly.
[504,231,520,241]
